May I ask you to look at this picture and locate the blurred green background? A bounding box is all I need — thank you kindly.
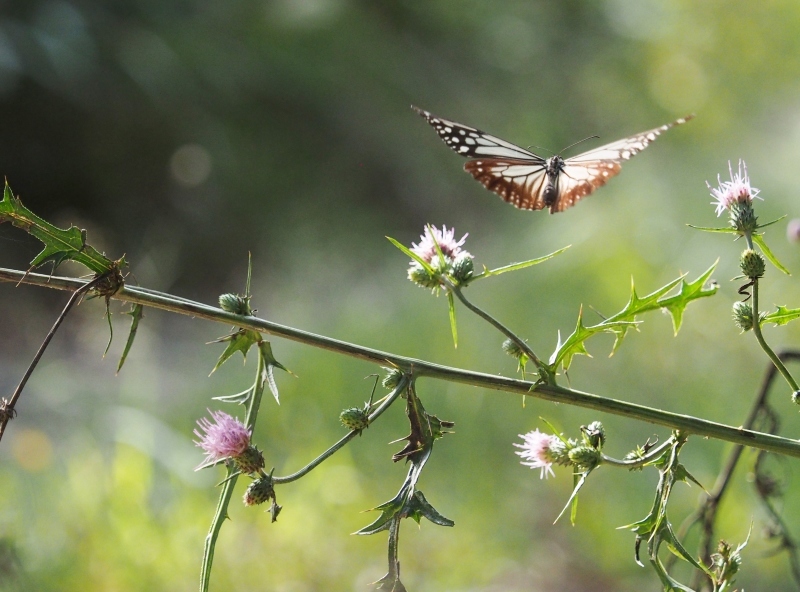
[2,1,800,590]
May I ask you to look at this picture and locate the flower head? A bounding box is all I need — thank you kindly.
[410,225,471,266]
[514,429,560,479]
[707,160,761,217]
[194,409,251,468]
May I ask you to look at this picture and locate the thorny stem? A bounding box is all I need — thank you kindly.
[200,341,269,592]
[676,351,800,591]
[4,268,800,459]
[0,273,107,442]
[273,377,409,484]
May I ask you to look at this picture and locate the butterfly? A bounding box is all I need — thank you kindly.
[413,106,693,214]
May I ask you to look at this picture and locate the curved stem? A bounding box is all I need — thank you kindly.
[751,279,799,393]
[4,267,800,458]
[600,438,674,469]
[0,273,107,442]
[448,282,545,371]
[273,377,409,484]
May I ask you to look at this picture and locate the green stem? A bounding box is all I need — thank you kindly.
[4,268,800,458]
[199,341,268,592]
[751,279,799,393]
[448,283,545,372]
[600,438,674,469]
[273,377,408,484]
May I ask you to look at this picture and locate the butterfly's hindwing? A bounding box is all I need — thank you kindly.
[415,106,693,213]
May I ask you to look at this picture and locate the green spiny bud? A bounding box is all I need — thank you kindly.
[219,293,251,315]
[382,368,404,390]
[408,263,441,290]
[792,391,800,405]
[243,475,275,506]
[232,446,265,474]
[732,301,755,332]
[740,249,765,280]
[502,338,525,359]
[451,253,474,284]
[568,445,601,471]
[582,421,605,449]
[339,407,370,431]
[729,201,758,234]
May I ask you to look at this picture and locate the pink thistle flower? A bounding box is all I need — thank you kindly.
[194,409,251,469]
[707,160,762,217]
[514,429,559,479]
[410,225,471,265]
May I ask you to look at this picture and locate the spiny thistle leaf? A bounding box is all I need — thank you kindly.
[208,329,261,374]
[549,264,717,372]
[0,182,118,274]
[356,386,453,536]
[762,305,800,327]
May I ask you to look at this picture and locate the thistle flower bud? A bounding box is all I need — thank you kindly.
[232,446,265,474]
[381,368,404,390]
[729,201,758,234]
[244,475,275,507]
[568,445,601,471]
[739,249,765,280]
[732,301,755,332]
[339,407,370,431]
[451,252,474,284]
[582,421,605,450]
[219,293,251,315]
[407,263,441,290]
[792,391,800,405]
[502,338,525,359]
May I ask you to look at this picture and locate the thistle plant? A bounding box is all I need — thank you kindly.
[3,148,800,592]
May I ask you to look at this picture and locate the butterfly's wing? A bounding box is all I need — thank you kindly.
[551,115,694,213]
[413,106,552,210]
[413,106,543,160]
[462,159,552,211]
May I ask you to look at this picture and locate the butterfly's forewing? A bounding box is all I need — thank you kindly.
[552,116,694,212]
[412,106,543,160]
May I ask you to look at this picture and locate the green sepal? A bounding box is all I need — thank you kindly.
[116,304,143,373]
[762,305,800,327]
[466,245,571,283]
[0,182,118,274]
[752,233,790,275]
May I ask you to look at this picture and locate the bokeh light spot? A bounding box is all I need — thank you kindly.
[169,143,212,187]
[12,428,54,472]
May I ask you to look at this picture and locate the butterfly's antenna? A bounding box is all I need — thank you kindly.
[559,135,600,156]
[526,144,555,157]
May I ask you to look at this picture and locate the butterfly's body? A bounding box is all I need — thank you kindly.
[413,106,692,213]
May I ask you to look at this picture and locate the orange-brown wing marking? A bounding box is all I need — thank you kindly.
[464,159,549,211]
[551,160,622,213]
